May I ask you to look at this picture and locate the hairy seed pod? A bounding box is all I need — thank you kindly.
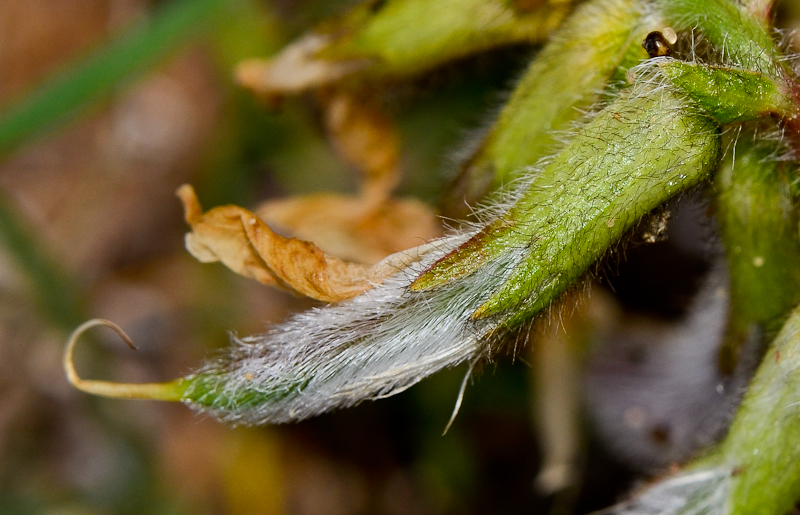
[66,83,721,426]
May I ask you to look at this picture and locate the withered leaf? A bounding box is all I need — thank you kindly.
[236,34,369,98]
[177,185,435,302]
[255,88,441,265]
[257,193,442,266]
[319,89,400,206]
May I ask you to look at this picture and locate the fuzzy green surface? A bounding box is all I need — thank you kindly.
[656,0,780,75]
[660,61,793,124]
[415,86,721,325]
[715,141,800,354]
[474,88,720,321]
[320,0,570,77]
[713,305,800,514]
[179,374,307,412]
[469,0,652,189]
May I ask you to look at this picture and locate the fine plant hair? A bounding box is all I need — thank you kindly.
[185,209,548,425]
[597,468,731,515]
[185,229,501,424]
[182,73,718,425]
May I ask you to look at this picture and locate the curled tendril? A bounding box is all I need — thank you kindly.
[64,318,185,401]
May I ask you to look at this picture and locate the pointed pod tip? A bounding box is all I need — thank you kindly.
[64,318,186,402]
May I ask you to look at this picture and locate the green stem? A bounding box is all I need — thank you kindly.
[0,192,84,330]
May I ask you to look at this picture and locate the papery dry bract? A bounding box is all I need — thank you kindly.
[319,90,400,205]
[235,0,573,97]
[178,184,443,302]
[178,184,378,302]
[257,194,442,265]
[255,89,442,265]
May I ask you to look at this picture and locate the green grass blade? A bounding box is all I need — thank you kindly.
[0,192,84,330]
[0,0,225,158]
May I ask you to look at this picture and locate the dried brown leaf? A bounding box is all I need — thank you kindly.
[178,184,283,288]
[235,34,368,98]
[258,91,440,266]
[177,185,435,302]
[257,193,442,265]
[319,90,400,206]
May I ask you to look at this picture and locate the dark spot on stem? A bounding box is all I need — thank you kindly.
[368,0,388,13]
[643,31,672,58]
[510,0,547,11]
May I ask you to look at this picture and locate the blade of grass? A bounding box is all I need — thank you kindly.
[0,192,83,330]
[0,0,234,329]
[0,0,226,158]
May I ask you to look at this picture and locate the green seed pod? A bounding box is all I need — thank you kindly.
[655,0,781,75]
[415,83,721,328]
[721,304,800,515]
[65,82,721,425]
[319,0,572,77]
[715,138,800,372]
[237,0,577,99]
[446,0,657,214]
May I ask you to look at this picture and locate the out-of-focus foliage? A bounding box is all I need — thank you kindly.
[0,0,580,513]
[6,0,800,514]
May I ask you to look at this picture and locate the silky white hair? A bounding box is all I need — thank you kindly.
[184,228,532,424]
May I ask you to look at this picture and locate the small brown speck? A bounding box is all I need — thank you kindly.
[650,423,671,445]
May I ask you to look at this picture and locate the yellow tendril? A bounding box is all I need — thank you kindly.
[64,318,185,401]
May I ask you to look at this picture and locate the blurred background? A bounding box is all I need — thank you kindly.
[1,1,799,514]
